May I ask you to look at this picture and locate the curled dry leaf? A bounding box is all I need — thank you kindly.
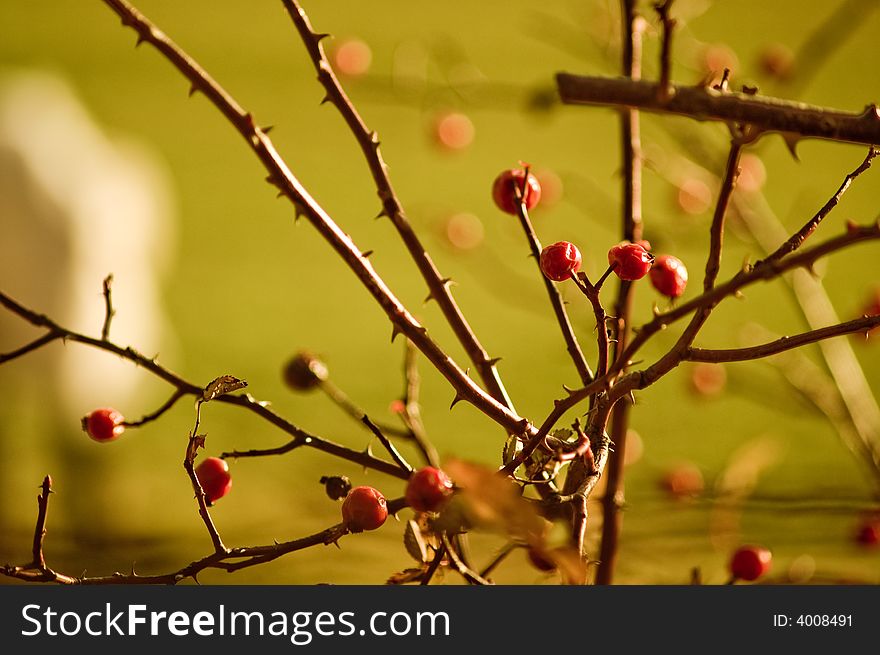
[442,459,545,543]
[203,375,248,402]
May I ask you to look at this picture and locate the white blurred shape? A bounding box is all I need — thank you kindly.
[0,70,176,418]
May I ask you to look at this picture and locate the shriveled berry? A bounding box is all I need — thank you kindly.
[608,241,653,281]
[540,241,581,282]
[405,467,454,512]
[282,351,328,391]
[320,475,352,501]
[342,486,388,532]
[82,408,125,443]
[730,545,772,581]
[492,168,541,215]
[195,457,232,504]
[650,254,688,298]
[527,546,557,572]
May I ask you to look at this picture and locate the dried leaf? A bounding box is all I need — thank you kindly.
[443,459,545,541]
[203,375,248,402]
[386,567,427,585]
[404,519,428,563]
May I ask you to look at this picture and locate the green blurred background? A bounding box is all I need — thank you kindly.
[1,0,879,584]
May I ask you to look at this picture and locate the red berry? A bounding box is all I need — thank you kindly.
[405,467,454,512]
[730,545,772,581]
[492,168,542,215]
[608,241,653,281]
[195,457,232,504]
[82,408,125,443]
[650,255,689,298]
[855,519,880,547]
[540,241,582,282]
[527,546,557,572]
[660,463,704,499]
[342,486,388,532]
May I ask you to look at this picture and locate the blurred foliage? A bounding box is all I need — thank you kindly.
[0,0,879,584]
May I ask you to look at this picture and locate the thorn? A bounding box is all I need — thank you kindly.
[262,125,274,134]
[780,132,801,161]
[449,393,464,410]
[188,84,198,98]
[441,277,455,288]
[135,35,146,47]
[276,191,285,199]
[361,250,374,259]
[375,208,390,220]
[265,175,278,187]
[487,357,503,366]
[741,84,759,95]
[424,291,434,304]
[312,32,331,42]
[562,384,576,396]
[320,95,332,105]
[391,325,402,342]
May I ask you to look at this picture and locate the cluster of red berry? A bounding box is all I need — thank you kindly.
[492,166,688,298]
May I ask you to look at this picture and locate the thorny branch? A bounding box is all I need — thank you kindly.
[98,0,534,440]
[556,75,880,147]
[280,0,515,413]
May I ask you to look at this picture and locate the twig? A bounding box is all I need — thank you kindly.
[757,147,878,265]
[30,476,52,569]
[0,331,62,365]
[571,274,611,377]
[480,542,517,579]
[594,0,645,585]
[319,378,411,439]
[184,401,227,553]
[686,315,880,362]
[556,74,880,147]
[612,223,880,377]
[122,389,185,427]
[419,544,446,586]
[399,340,439,467]
[0,289,409,479]
[101,274,115,341]
[655,0,676,102]
[512,183,593,386]
[705,142,743,290]
[280,0,515,413]
[361,415,413,474]
[98,0,534,439]
[440,533,491,585]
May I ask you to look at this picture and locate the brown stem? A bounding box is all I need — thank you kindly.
[556,74,880,147]
[594,0,643,585]
[757,147,878,265]
[400,340,439,467]
[122,389,185,427]
[318,378,411,439]
[30,475,52,569]
[98,0,534,440]
[101,274,115,341]
[686,315,880,362]
[0,331,62,364]
[185,402,227,553]
[571,274,610,378]
[280,0,514,412]
[655,1,676,102]
[705,142,743,290]
[0,289,409,479]
[361,415,413,474]
[440,533,491,585]
[513,198,593,386]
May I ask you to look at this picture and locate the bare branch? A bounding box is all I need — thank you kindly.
[704,143,742,291]
[122,389,185,427]
[686,315,880,363]
[654,0,676,102]
[184,402,227,553]
[361,416,413,474]
[98,0,533,439]
[318,378,411,439]
[0,331,62,365]
[30,475,52,569]
[757,147,878,265]
[556,74,880,147]
[101,274,115,341]
[279,0,515,412]
[512,184,593,385]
